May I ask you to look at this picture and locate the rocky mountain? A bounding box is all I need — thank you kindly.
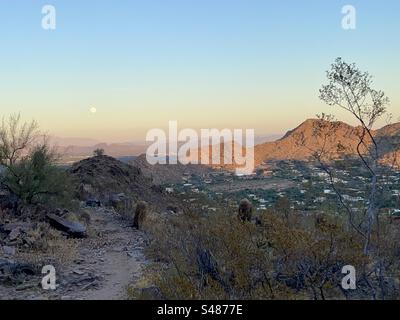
[375,123,400,167]
[68,155,175,210]
[253,119,400,167]
[128,119,400,174]
[376,122,400,137]
[63,120,400,178]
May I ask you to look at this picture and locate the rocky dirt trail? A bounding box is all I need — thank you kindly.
[0,207,149,300]
[62,207,149,300]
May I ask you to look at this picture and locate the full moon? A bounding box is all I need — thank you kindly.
[90,107,97,114]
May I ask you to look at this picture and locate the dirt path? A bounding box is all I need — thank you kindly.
[0,207,149,300]
[60,207,148,300]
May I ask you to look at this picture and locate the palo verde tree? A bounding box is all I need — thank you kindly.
[0,113,38,167]
[292,58,400,300]
[318,57,390,254]
[0,113,73,206]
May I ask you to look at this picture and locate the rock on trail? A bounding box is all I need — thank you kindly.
[0,207,148,300]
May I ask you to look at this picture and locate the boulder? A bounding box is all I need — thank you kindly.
[47,214,87,238]
[2,246,16,256]
[108,193,130,207]
[0,222,33,242]
[8,228,21,241]
[1,222,32,233]
[0,258,36,283]
[86,199,101,207]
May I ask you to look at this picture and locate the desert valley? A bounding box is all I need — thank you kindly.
[1,115,400,300]
[1,1,400,305]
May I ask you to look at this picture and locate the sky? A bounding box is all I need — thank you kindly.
[0,0,399,142]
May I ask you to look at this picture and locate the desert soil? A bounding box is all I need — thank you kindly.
[0,207,148,300]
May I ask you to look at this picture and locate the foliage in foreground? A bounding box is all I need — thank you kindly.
[0,114,74,207]
[2,144,73,206]
[143,208,400,300]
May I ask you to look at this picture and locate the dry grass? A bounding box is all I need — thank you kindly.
[140,208,400,300]
[14,222,79,269]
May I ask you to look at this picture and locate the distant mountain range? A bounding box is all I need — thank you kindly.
[54,120,400,169]
[55,142,148,159]
[54,135,282,159]
[49,137,102,147]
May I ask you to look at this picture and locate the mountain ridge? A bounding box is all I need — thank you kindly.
[56,119,400,169]
[254,118,400,167]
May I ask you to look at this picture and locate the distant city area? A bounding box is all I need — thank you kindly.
[160,159,400,217]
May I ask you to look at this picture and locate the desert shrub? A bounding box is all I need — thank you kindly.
[0,114,74,208]
[1,144,74,207]
[0,113,38,167]
[93,148,105,157]
[12,222,79,269]
[111,196,136,220]
[144,209,400,300]
[274,197,291,219]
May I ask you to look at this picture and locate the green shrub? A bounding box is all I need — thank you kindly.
[2,144,74,207]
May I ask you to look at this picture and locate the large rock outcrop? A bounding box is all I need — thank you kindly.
[68,155,174,209]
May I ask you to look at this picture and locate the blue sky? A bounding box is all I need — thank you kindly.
[0,0,399,141]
